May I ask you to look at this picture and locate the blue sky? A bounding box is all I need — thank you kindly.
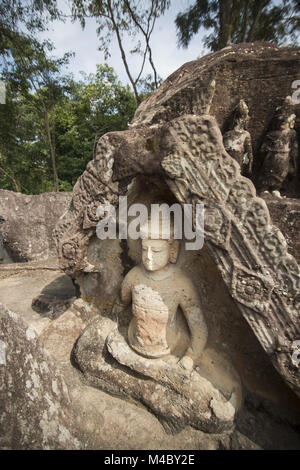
[39,0,209,85]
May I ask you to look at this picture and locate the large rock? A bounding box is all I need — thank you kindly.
[0,268,299,449]
[55,43,300,404]
[0,303,80,449]
[0,190,72,262]
[132,42,300,162]
[132,42,300,195]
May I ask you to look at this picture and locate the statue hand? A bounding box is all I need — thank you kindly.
[111,297,125,317]
[179,355,194,372]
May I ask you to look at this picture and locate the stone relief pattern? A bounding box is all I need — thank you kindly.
[132,76,216,128]
[55,110,299,395]
[55,134,119,276]
[161,114,300,395]
[156,79,216,124]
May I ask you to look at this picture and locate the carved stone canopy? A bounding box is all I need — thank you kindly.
[55,43,300,400]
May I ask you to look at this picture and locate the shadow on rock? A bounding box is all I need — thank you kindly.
[32,274,77,319]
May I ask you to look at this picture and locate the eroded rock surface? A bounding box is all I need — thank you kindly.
[263,195,300,264]
[56,113,300,401]
[54,44,300,401]
[2,43,300,449]
[74,315,242,434]
[0,302,79,449]
[0,190,72,262]
[0,269,299,449]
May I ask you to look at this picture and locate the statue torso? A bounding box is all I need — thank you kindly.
[123,265,189,358]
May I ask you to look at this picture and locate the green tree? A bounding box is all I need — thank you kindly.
[0,1,141,194]
[0,62,137,194]
[0,0,61,56]
[0,0,66,190]
[0,86,56,194]
[53,64,137,190]
[1,34,73,191]
[175,0,300,52]
[72,0,170,103]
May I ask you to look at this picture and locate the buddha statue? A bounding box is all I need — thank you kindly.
[113,218,208,371]
[74,213,242,432]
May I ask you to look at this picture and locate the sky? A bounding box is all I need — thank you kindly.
[39,0,210,86]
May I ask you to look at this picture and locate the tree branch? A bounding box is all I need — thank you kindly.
[106,0,140,103]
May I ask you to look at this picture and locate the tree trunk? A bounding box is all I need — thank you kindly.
[0,166,21,192]
[239,0,250,42]
[107,0,141,104]
[247,0,270,42]
[44,110,59,192]
[123,0,159,89]
[218,0,234,49]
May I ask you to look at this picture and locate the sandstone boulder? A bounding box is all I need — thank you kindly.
[0,302,80,449]
[0,190,72,262]
[55,43,300,404]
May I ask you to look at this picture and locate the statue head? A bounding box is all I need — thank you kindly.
[233,99,250,129]
[275,96,296,130]
[141,239,170,271]
[140,216,180,272]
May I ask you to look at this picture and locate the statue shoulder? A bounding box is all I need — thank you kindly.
[122,265,143,284]
[175,269,198,294]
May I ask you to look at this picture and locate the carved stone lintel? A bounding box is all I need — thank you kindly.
[231,264,274,315]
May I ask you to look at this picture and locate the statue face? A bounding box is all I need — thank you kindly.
[280,114,296,130]
[141,239,169,272]
[289,114,296,129]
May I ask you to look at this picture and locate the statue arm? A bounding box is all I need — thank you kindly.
[179,281,208,370]
[121,275,132,305]
[245,133,254,174]
[111,272,132,317]
[289,131,298,177]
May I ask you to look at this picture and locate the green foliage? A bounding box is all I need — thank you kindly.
[71,0,170,102]
[0,0,61,56]
[175,0,300,51]
[54,64,137,189]
[1,31,75,192]
[0,0,164,195]
[0,61,137,194]
[0,86,54,194]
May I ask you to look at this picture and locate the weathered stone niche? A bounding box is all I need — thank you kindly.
[71,175,300,432]
[55,43,300,433]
